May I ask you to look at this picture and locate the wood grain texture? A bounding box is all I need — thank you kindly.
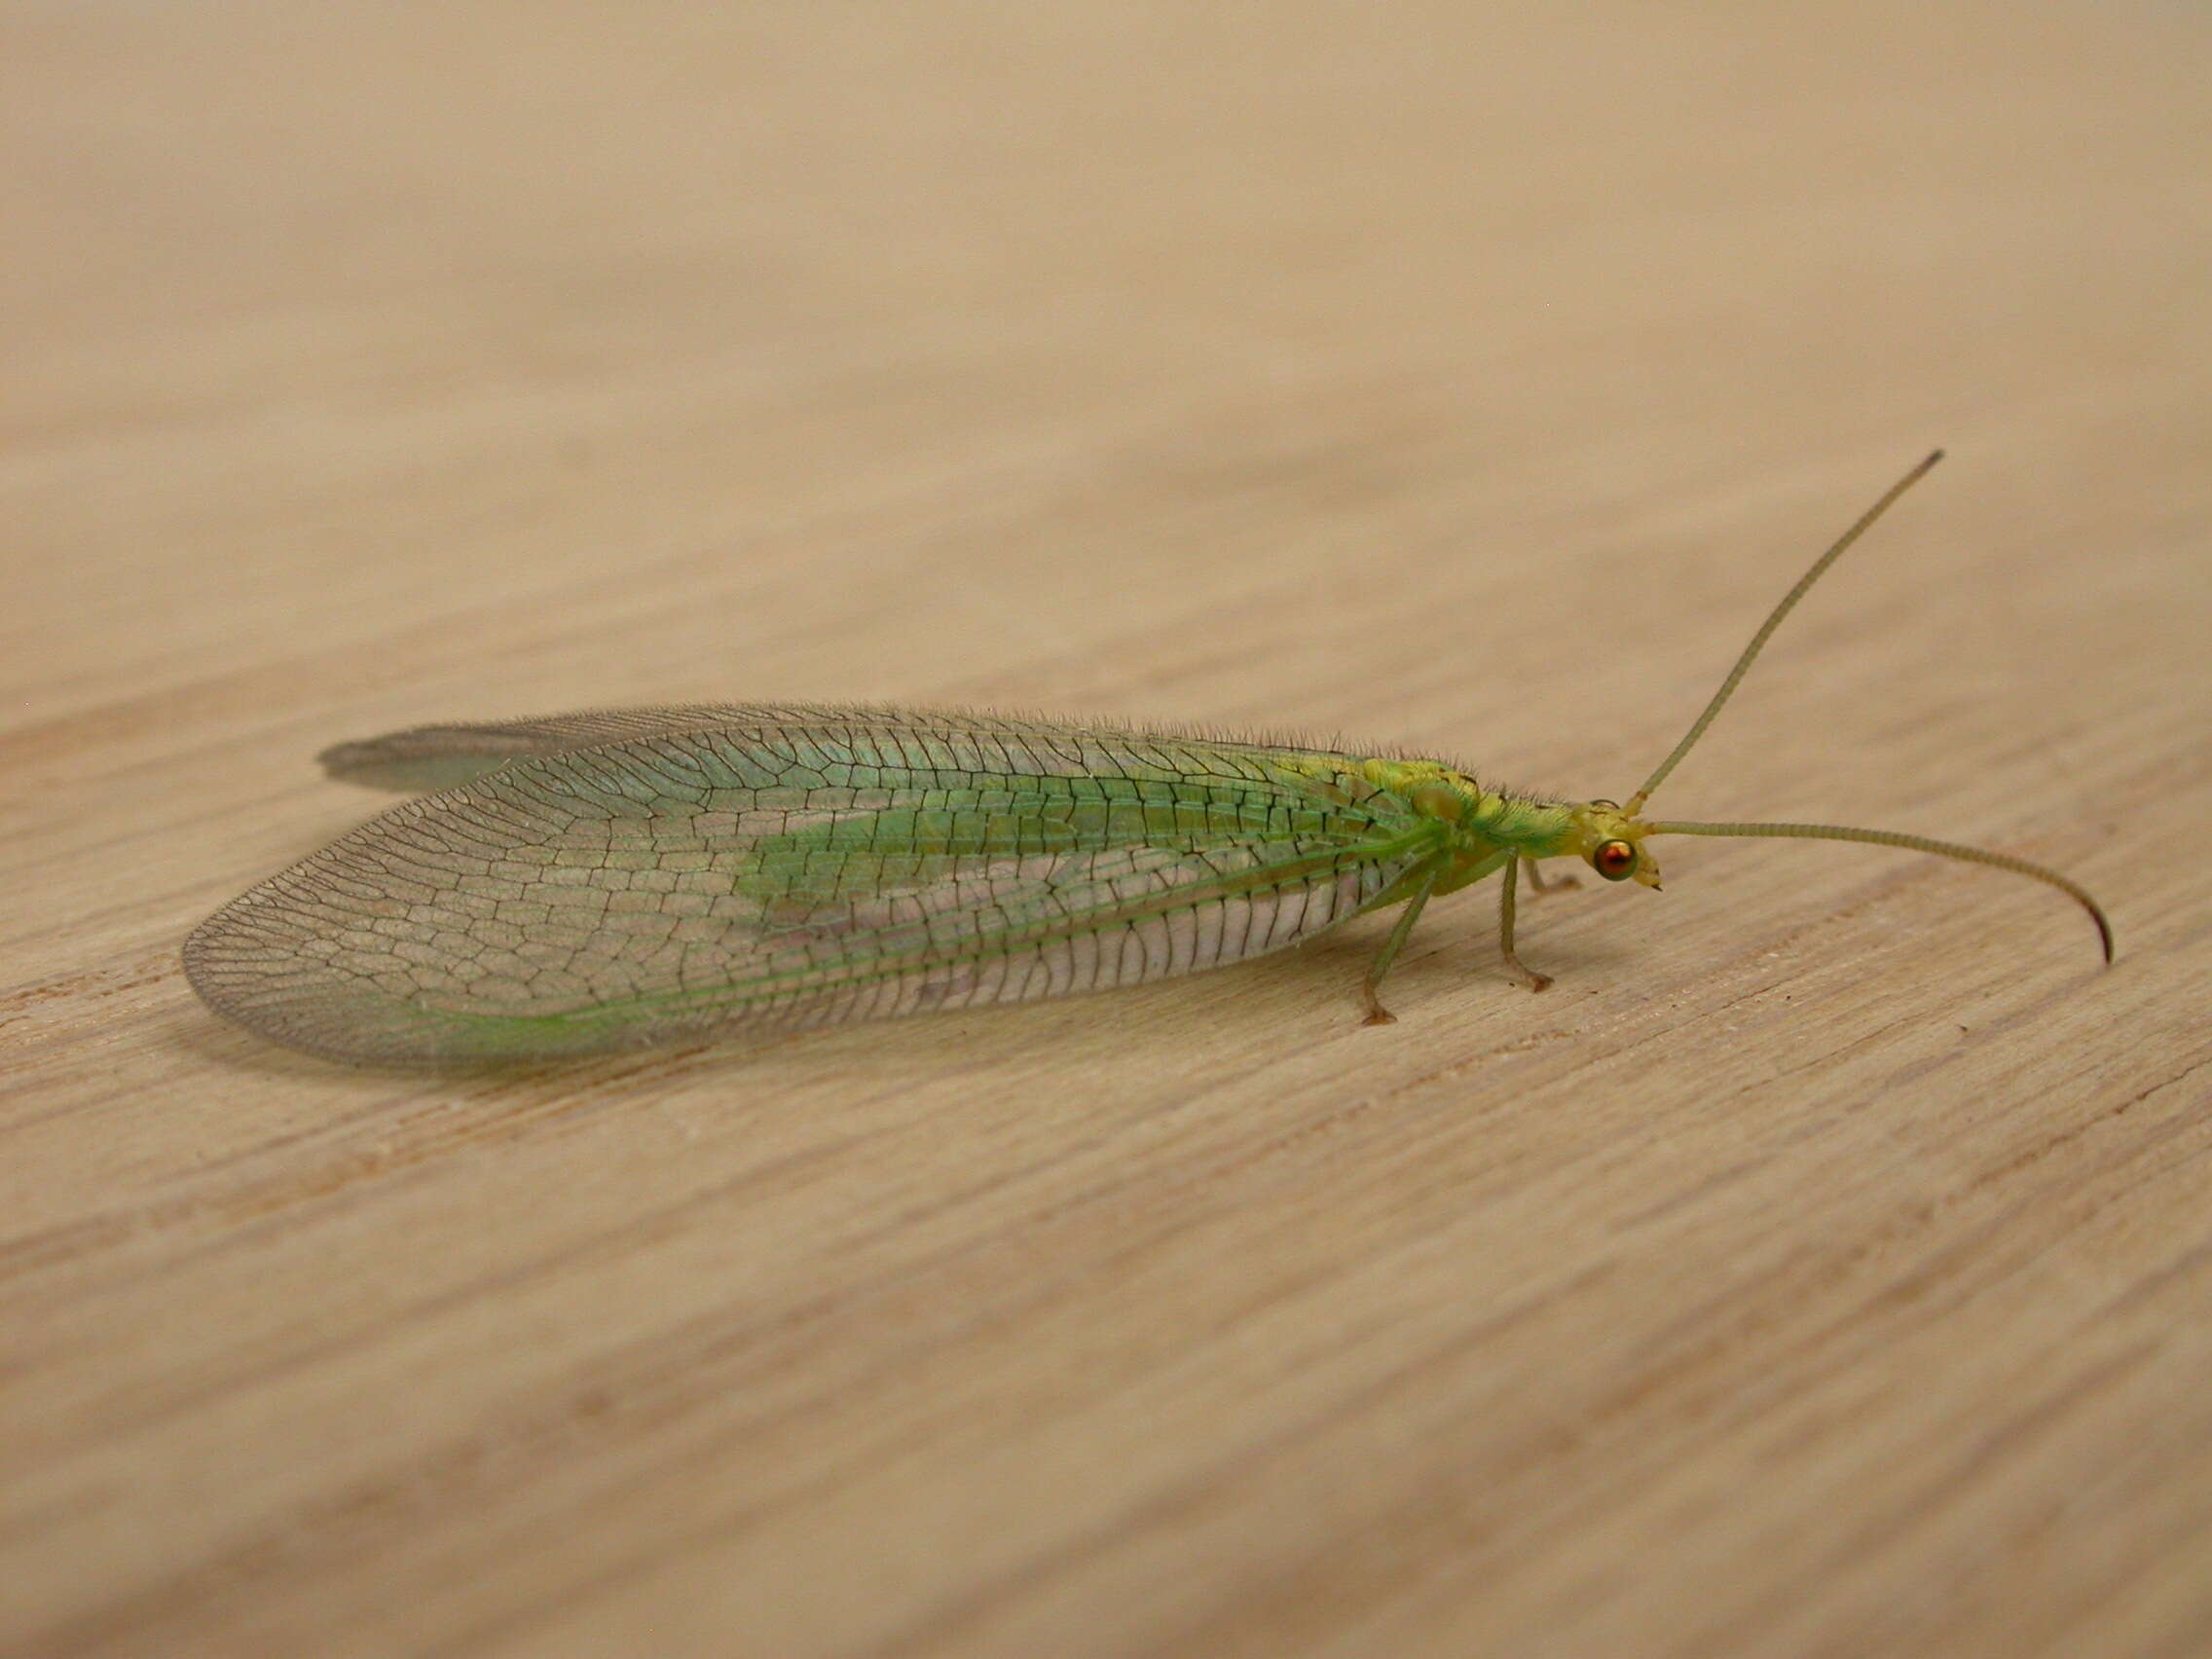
[4,4,2208,1654]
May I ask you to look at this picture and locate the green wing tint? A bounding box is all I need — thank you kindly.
[188,709,1439,1063]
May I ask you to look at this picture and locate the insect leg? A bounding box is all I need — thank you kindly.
[1359,856,1447,1025]
[1498,857,1554,992]
[1520,856,1579,897]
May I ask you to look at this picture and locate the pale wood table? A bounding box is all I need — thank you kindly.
[6,5,2208,1654]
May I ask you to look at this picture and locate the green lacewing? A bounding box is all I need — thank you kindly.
[185,452,2112,1065]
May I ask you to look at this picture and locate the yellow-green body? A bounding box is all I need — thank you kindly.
[183,455,2111,1067]
[185,707,1611,1063]
[1272,755,1657,896]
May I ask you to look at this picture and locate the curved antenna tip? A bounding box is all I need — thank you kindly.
[1650,818,2114,970]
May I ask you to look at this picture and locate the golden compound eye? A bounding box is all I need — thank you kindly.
[1593,839,1639,881]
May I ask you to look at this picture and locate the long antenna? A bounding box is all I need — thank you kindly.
[1626,450,1945,813]
[1647,819,2114,962]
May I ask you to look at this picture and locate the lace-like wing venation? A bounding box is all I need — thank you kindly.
[188,719,1431,1062]
[316,703,1395,793]
[318,704,880,791]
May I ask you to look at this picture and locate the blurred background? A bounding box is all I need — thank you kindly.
[13,3,2202,784]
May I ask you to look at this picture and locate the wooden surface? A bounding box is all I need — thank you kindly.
[6,4,2209,1654]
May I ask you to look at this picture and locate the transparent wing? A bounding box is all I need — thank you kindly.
[318,704,871,792]
[189,716,1436,1063]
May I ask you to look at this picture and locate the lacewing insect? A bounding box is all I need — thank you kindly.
[185,452,2112,1065]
